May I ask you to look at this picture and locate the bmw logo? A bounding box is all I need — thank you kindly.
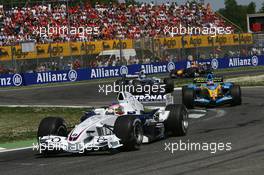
[167,62,176,72]
[71,133,78,137]
[120,66,128,75]
[211,59,219,69]
[51,137,61,142]
[12,74,23,86]
[68,70,78,82]
[251,56,258,66]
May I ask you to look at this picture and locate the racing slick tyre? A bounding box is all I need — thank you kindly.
[132,79,141,87]
[165,104,188,136]
[164,78,174,93]
[182,86,195,109]
[37,117,67,155]
[230,85,242,106]
[114,115,143,151]
[116,79,129,86]
[115,79,128,92]
[132,80,142,95]
[169,70,177,78]
[185,68,196,78]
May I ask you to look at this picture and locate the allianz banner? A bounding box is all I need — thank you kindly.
[0,73,23,87]
[0,55,263,87]
[190,55,263,69]
[21,62,181,85]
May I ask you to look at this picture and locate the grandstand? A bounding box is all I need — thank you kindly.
[0,1,259,73]
[0,1,234,45]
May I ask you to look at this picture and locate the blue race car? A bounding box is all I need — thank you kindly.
[182,74,241,108]
[116,68,174,94]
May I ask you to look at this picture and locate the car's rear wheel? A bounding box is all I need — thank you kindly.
[116,79,126,86]
[114,115,143,151]
[169,70,177,78]
[230,85,242,106]
[186,68,196,78]
[182,86,195,109]
[132,80,142,95]
[165,104,188,136]
[164,78,174,93]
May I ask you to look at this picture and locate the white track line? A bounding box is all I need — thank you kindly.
[190,109,207,113]
[241,86,264,89]
[0,146,33,153]
[146,106,165,110]
[174,87,182,91]
[189,114,206,119]
[204,109,226,121]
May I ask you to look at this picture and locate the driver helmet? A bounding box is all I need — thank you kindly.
[207,79,214,85]
[107,104,124,116]
[139,68,146,79]
[207,74,215,85]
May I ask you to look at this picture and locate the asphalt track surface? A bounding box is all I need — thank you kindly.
[0,68,264,106]
[0,83,264,174]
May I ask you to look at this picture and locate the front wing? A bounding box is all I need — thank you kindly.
[36,135,122,154]
[194,95,233,106]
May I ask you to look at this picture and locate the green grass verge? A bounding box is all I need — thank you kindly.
[0,139,36,149]
[238,81,264,86]
[213,66,264,74]
[0,107,89,144]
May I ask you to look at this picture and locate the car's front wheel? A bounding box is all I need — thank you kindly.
[114,115,143,151]
[182,86,195,109]
[164,78,174,93]
[230,85,242,106]
[165,104,189,136]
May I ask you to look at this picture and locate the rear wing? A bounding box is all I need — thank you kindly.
[124,74,139,78]
[193,77,223,84]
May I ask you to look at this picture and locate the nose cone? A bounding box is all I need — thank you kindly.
[209,89,218,101]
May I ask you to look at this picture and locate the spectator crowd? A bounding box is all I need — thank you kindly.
[0,1,233,46]
[1,1,261,74]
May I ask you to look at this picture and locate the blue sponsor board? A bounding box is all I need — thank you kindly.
[128,62,175,75]
[23,69,79,85]
[0,73,23,87]
[188,55,263,70]
[88,65,128,79]
[0,55,264,87]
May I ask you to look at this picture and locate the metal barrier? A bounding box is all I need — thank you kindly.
[0,33,258,74]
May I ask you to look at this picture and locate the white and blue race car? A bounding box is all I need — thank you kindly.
[37,92,188,156]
